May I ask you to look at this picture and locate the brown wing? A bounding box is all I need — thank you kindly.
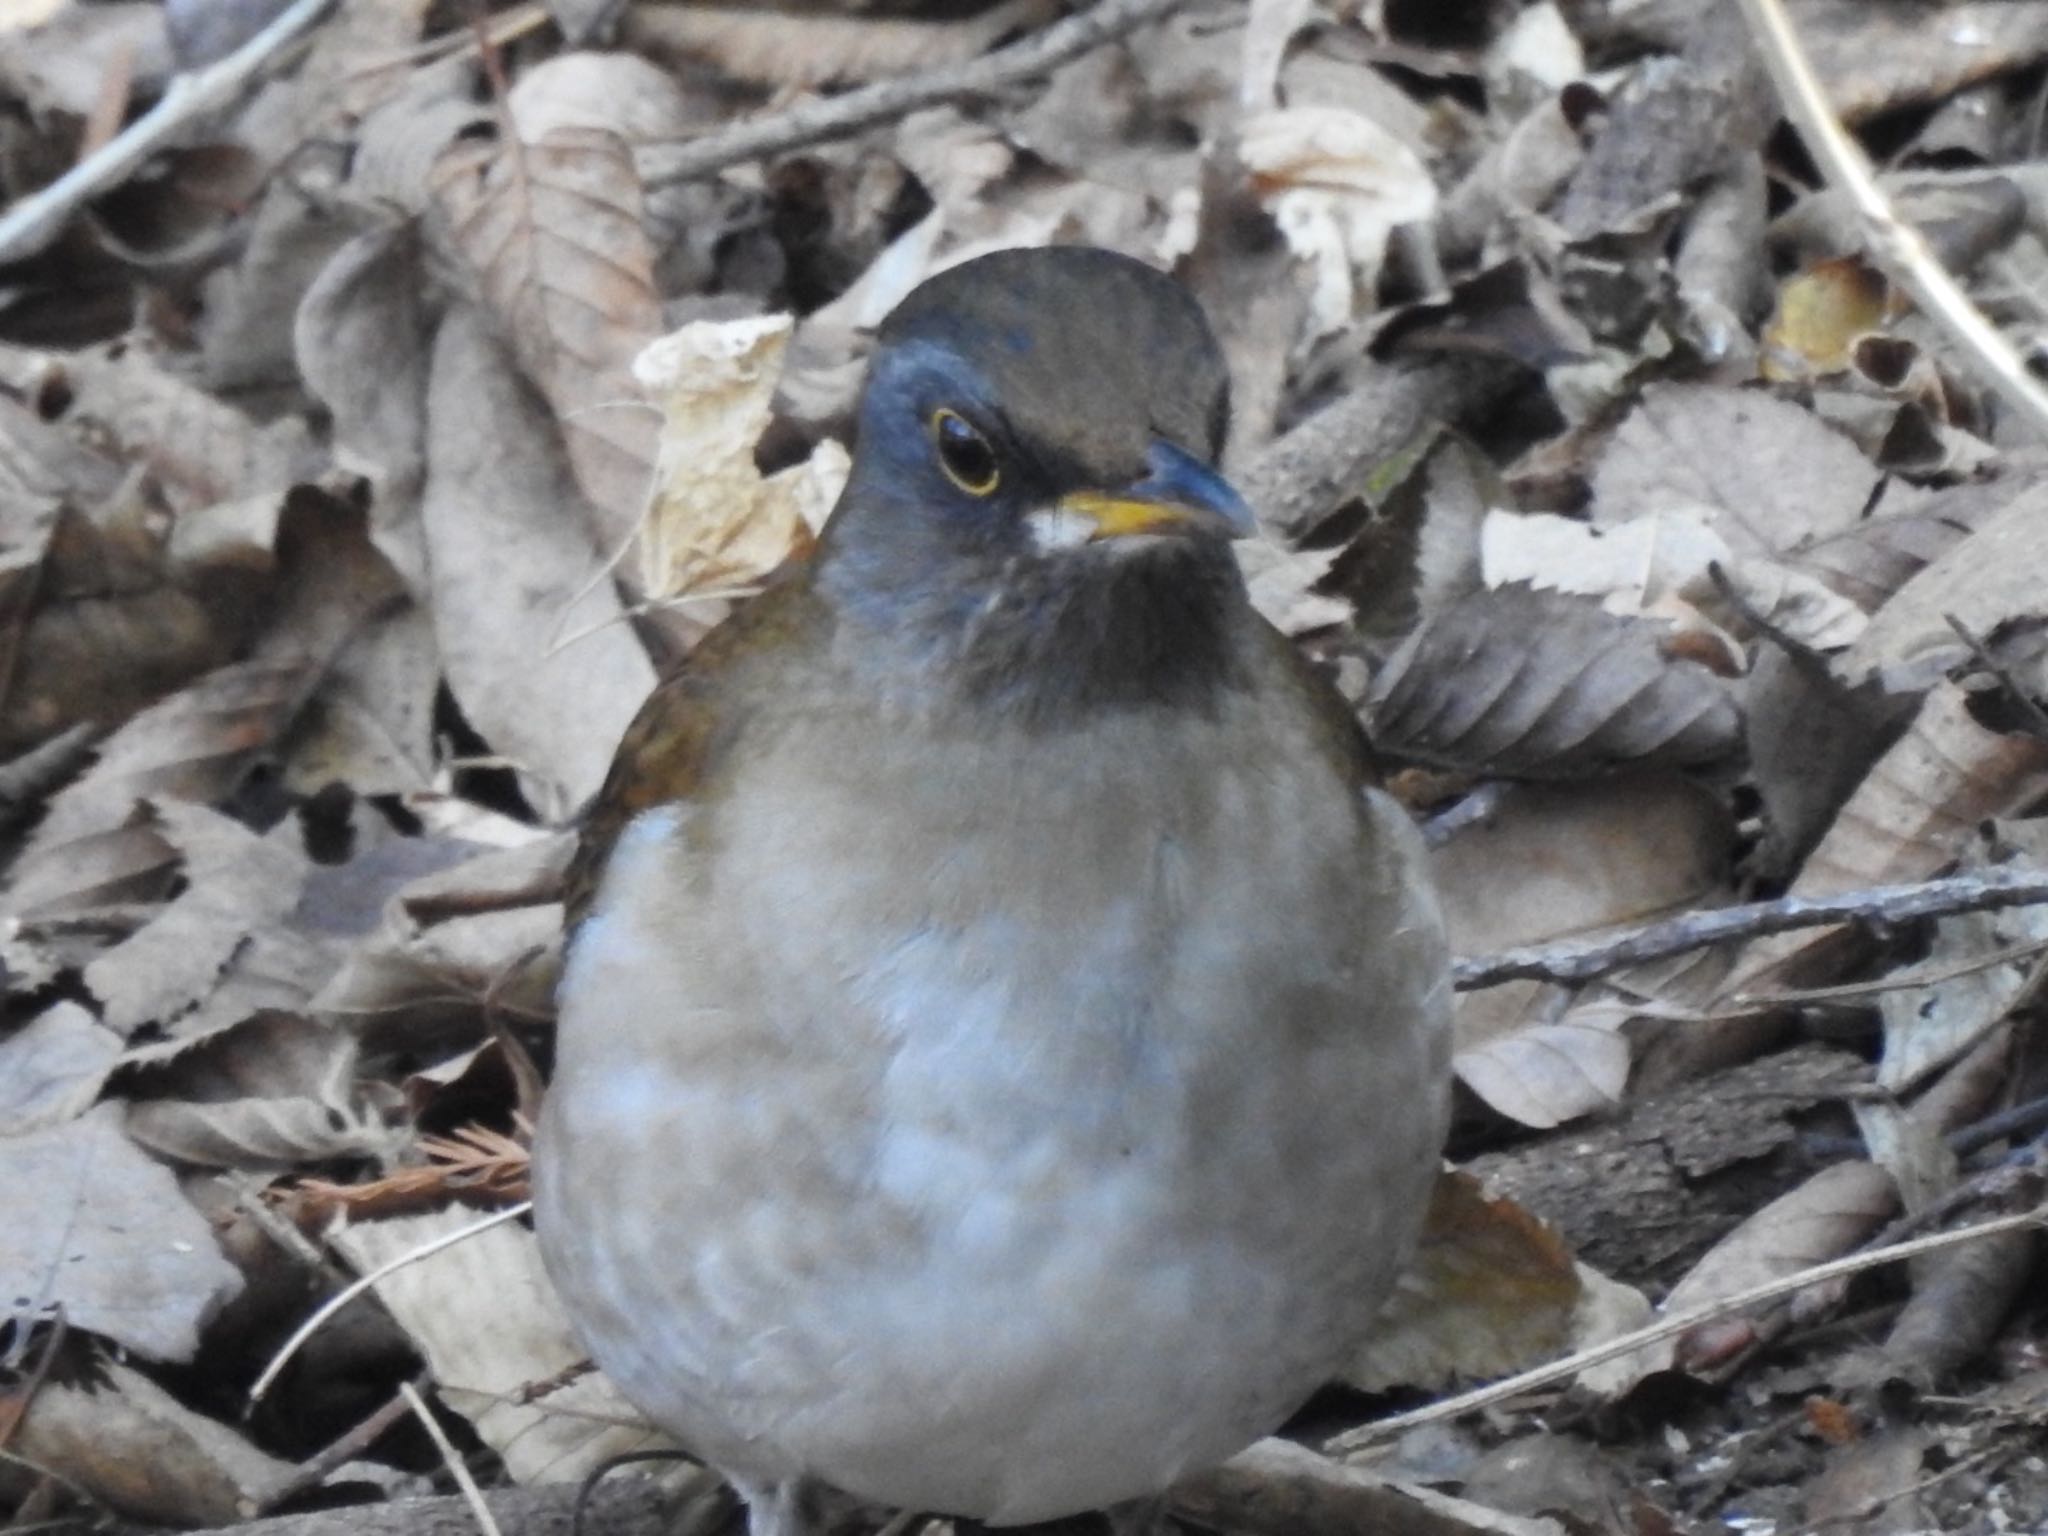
[1245,613,1384,795]
[563,578,828,931]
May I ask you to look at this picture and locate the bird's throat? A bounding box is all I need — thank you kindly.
[828,544,1250,729]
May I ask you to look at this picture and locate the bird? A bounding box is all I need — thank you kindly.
[532,244,1452,1536]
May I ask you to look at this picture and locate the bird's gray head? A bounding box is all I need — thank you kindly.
[817,246,1255,721]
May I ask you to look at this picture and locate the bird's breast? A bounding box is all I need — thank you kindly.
[537,692,1449,1520]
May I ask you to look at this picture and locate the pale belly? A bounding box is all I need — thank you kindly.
[533,711,1449,1522]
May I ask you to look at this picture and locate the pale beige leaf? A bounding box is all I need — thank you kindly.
[1873,905,2048,1093]
[125,1094,395,1170]
[82,802,309,1037]
[1602,1161,1898,1388]
[1236,537,1350,637]
[431,125,664,560]
[0,1101,243,1361]
[1723,682,2048,996]
[1482,507,1865,652]
[1238,104,1438,336]
[506,50,708,145]
[332,1208,678,1484]
[635,313,848,601]
[422,309,657,815]
[1455,1014,1631,1130]
[1590,383,1881,558]
[1369,585,1740,778]
[0,1000,121,1136]
[1435,775,1730,1126]
[314,904,561,1049]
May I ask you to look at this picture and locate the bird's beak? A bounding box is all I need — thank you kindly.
[1056,440,1256,542]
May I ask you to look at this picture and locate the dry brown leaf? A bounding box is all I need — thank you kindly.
[292,222,433,577]
[0,1101,244,1361]
[1590,382,1881,559]
[422,308,657,815]
[431,123,664,563]
[331,1207,679,1484]
[0,338,306,514]
[8,1354,295,1524]
[125,1093,394,1171]
[624,1,1055,91]
[1348,1170,1586,1392]
[1368,584,1741,779]
[1872,904,2048,1094]
[1173,1438,1569,1536]
[635,313,848,601]
[1804,0,2048,123]
[1759,256,1891,382]
[1602,1160,1898,1389]
[1720,681,2048,1003]
[1788,475,2013,614]
[1836,481,2048,692]
[5,660,308,917]
[0,397,245,756]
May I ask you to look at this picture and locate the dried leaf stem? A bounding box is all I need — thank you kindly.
[1453,866,2048,991]
[634,0,1197,186]
[1733,0,2048,439]
[1327,1201,2048,1453]
[0,0,336,263]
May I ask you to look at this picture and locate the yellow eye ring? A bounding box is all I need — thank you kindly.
[930,408,1000,497]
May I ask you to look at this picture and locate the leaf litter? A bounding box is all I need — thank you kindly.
[7,0,2048,1532]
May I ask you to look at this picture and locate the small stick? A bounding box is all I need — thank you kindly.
[1326,1202,2048,1452]
[634,0,1195,186]
[0,0,336,263]
[1453,866,2048,991]
[257,1381,419,1512]
[248,1202,532,1407]
[402,1382,505,1536]
[1732,0,2048,439]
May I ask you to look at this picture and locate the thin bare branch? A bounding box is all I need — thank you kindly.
[633,0,1197,187]
[1327,1201,2048,1453]
[1733,0,2048,440]
[0,0,335,263]
[247,1202,533,1407]
[1454,866,2048,991]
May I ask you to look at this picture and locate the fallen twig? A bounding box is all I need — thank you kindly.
[1453,866,2048,991]
[633,0,1197,186]
[0,0,335,264]
[1327,1201,2048,1453]
[401,1382,504,1536]
[248,1201,532,1407]
[1733,0,2048,439]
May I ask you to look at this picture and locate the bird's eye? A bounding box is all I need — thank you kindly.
[929,408,1000,496]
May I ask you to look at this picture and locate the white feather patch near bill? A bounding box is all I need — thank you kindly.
[1025,506,1096,551]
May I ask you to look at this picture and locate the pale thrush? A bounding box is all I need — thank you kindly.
[533,245,1452,1536]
